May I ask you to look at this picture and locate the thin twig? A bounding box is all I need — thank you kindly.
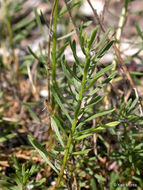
[100,0,108,23]
[87,0,106,32]
[63,0,80,40]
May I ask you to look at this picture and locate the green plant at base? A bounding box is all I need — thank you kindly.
[109,94,143,189]
[0,154,46,190]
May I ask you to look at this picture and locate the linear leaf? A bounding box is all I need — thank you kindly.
[51,117,65,147]
[92,40,114,61]
[52,115,67,137]
[72,149,91,155]
[130,71,143,76]
[88,71,117,96]
[0,133,17,143]
[28,135,59,174]
[84,64,114,92]
[13,17,33,31]
[23,105,40,122]
[135,24,143,40]
[13,22,35,43]
[51,86,72,123]
[56,42,69,59]
[124,98,132,112]
[75,121,119,140]
[22,101,42,106]
[88,26,98,49]
[59,1,81,17]
[33,7,47,41]
[58,21,92,41]
[70,40,83,67]
[77,109,115,129]
[61,56,79,92]
[83,95,105,111]
[92,28,111,51]
[127,97,138,113]
[65,63,81,82]
[0,180,16,189]
[58,30,75,41]
[27,46,44,63]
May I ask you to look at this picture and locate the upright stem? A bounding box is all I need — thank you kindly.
[46,0,58,150]
[64,0,80,41]
[51,0,59,108]
[55,51,90,189]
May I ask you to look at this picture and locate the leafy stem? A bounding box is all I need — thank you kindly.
[55,49,90,188]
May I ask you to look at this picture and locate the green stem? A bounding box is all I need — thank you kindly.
[51,0,59,108]
[52,0,58,83]
[55,51,90,188]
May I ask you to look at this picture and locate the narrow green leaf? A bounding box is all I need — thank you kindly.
[93,40,114,60]
[58,21,92,41]
[92,28,111,51]
[72,149,91,155]
[83,95,105,111]
[13,17,33,31]
[34,178,46,187]
[77,109,115,129]
[70,40,83,66]
[130,71,143,76]
[0,180,15,189]
[33,7,47,41]
[0,133,17,143]
[52,115,67,137]
[51,86,72,123]
[75,133,92,140]
[54,84,76,110]
[65,63,81,82]
[28,135,59,174]
[88,71,117,96]
[127,97,138,113]
[22,101,42,106]
[135,24,143,40]
[94,174,106,182]
[11,174,22,188]
[75,121,119,140]
[59,1,81,17]
[61,56,79,92]
[27,46,43,63]
[24,105,40,122]
[58,30,75,41]
[124,98,132,112]
[88,26,98,49]
[13,22,35,43]
[134,143,143,150]
[51,117,65,147]
[84,64,114,92]
[56,42,69,59]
